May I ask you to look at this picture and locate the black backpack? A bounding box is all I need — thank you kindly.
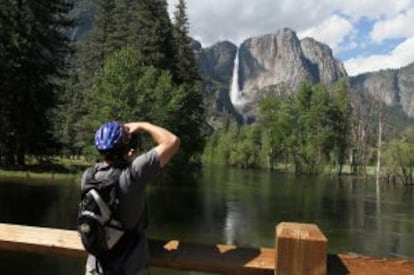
[77,166,126,264]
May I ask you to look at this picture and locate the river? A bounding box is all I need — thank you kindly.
[0,166,413,274]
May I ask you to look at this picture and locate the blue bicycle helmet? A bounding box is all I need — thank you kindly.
[95,121,129,150]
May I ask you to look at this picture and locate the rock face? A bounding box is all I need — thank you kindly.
[300,37,347,86]
[237,28,347,100]
[195,27,414,124]
[195,28,348,123]
[195,40,237,85]
[194,40,243,127]
[349,63,414,118]
[398,63,414,117]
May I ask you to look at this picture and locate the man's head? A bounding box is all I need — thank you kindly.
[95,121,130,161]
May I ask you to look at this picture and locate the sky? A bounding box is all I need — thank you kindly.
[167,0,414,76]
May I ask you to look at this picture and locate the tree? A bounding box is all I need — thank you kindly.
[0,0,73,166]
[172,0,199,83]
[88,47,204,172]
[330,80,352,175]
[382,128,414,185]
[258,94,292,169]
[289,82,326,174]
[126,0,175,71]
[350,92,374,176]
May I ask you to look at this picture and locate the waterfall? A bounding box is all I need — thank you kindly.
[230,48,249,109]
[230,48,240,104]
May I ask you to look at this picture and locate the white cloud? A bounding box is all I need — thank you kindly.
[336,0,413,21]
[344,37,414,76]
[370,8,414,43]
[168,0,414,74]
[298,15,355,54]
[168,0,414,46]
[168,0,340,46]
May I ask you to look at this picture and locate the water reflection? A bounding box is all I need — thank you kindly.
[0,168,414,275]
[224,199,240,245]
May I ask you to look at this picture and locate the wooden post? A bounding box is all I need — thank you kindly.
[276,222,327,275]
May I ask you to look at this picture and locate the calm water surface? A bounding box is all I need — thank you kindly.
[0,166,413,274]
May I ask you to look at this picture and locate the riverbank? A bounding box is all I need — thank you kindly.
[0,157,90,180]
[0,160,379,179]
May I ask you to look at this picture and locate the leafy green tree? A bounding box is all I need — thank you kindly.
[330,80,352,175]
[289,82,326,174]
[231,124,262,168]
[58,0,182,156]
[204,81,353,175]
[54,0,118,157]
[208,121,239,166]
[259,82,352,174]
[87,47,204,172]
[383,127,414,184]
[258,94,292,169]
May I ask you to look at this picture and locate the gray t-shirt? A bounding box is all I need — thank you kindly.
[81,148,160,274]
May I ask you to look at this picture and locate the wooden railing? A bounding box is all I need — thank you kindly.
[0,222,413,274]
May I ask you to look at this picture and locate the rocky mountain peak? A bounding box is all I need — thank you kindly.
[237,28,347,101]
[300,37,347,84]
[349,63,414,118]
[196,40,237,84]
[194,27,414,123]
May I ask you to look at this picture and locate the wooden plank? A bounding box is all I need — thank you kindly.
[0,223,86,258]
[276,222,327,275]
[1,223,414,274]
[0,223,274,274]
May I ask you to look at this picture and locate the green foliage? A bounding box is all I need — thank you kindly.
[52,0,204,176]
[172,0,199,83]
[0,0,73,166]
[203,81,354,175]
[258,93,292,168]
[382,127,414,184]
[86,47,204,171]
[329,80,352,174]
[127,0,175,71]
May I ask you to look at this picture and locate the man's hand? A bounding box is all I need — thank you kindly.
[124,122,180,167]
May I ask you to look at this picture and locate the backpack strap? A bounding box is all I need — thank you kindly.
[87,189,111,222]
[81,166,97,197]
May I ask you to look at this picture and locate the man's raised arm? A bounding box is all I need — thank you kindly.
[125,122,180,167]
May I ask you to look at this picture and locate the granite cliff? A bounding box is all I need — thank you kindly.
[238,28,347,100]
[195,28,414,125]
[196,28,348,123]
[349,63,414,118]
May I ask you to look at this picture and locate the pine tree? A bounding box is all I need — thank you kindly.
[0,0,73,166]
[60,0,205,173]
[172,0,199,83]
[56,0,120,156]
[127,0,175,70]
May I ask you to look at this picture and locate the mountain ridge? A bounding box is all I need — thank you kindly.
[194,28,414,124]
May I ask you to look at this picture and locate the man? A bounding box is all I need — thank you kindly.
[82,120,180,275]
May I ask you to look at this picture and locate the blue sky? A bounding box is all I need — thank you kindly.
[168,0,414,76]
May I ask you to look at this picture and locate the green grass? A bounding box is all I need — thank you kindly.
[0,157,92,181]
[0,169,79,179]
